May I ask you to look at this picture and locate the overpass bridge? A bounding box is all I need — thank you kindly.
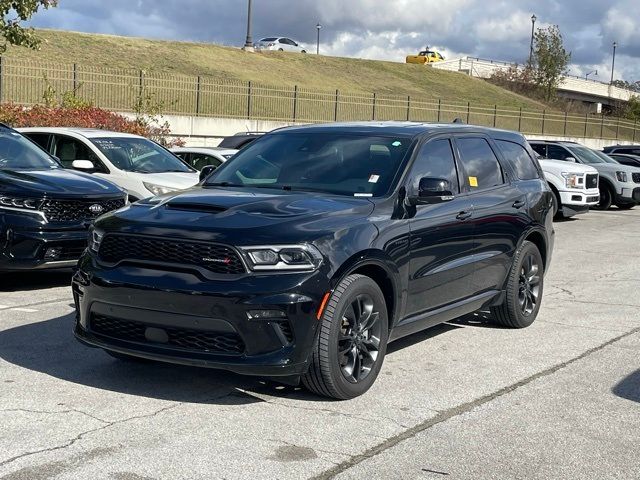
[431,57,636,109]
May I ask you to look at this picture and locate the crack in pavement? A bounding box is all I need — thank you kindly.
[0,408,110,425]
[0,389,234,470]
[310,326,640,480]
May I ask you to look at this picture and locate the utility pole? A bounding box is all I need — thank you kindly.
[611,41,617,84]
[243,0,254,52]
[316,23,322,55]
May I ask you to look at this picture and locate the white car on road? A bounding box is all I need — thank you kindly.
[254,37,307,53]
[538,158,600,218]
[19,127,199,201]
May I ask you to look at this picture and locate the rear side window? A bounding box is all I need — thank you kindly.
[547,145,573,161]
[496,140,540,180]
[409,139,459,193]
[530,144,546,157]
[456,137,504,190]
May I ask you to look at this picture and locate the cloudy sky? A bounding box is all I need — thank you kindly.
[28,0,640,82]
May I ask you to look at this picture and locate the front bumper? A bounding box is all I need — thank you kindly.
[558,189,599,207]
[0,225,88,271]
[616,186,640,204]
[72,255,331,377]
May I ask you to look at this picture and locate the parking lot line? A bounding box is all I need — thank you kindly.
[10,308,39,313]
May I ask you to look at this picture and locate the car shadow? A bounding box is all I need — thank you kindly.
[447,310,507,329]
[0,270,73,292]
[0,311,471,404]
[612,369,640,403]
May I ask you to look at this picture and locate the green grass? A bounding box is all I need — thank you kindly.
[5,29,548,110]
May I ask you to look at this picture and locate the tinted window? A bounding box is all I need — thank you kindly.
[0,129,59,170]
[25,133,50,151]
[530,144,546,157]
[496,140,539,180]
[546,145,573,160]
[192,153,222,170]
[409,139,459,193]
[53,135,100,169]
[207,133,411,197]
[456,138,504,190]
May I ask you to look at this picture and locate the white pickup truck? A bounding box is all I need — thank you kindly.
[538,159,600,218]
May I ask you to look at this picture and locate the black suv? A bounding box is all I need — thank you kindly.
[73,122,554,399]
[0,125,126,270]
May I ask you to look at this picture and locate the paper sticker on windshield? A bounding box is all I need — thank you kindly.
[392,141,402,147]
[368,174,380,183]
[354,193,373,197]
[469,176,479,187]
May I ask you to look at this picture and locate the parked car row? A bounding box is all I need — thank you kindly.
[2,120,639,400]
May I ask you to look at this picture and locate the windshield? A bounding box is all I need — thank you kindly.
[592,150,619,164]
[91,137,193,173]
[567,146,609,164]
[205,133,412,197]
[0,129,59,170]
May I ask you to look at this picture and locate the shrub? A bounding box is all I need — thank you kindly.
[0,103,183,147]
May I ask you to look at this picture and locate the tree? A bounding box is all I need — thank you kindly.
[0,1,58,53]
[612,80,640,93]
[532,25,571,101]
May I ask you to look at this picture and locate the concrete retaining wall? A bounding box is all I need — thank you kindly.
[151,114,634,150]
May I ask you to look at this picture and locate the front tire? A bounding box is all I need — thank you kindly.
[302,274,388,400]
[594,184,613,210]
[491,241,544,329]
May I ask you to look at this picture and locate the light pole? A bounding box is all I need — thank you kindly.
[585,70,597,80]
[316,23,322,55]
[610,41,617,84]
[529,14,537,66]
[243,0,254,52]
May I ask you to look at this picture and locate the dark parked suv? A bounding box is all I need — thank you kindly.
[0,124,126,271]
[73,122,554,399]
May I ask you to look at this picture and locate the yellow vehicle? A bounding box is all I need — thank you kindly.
[406,48,445,65]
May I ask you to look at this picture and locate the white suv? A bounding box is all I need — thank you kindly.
[19,128,199,201]
[536,157,599,218]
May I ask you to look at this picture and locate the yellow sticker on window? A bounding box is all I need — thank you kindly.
[469,176,479,187]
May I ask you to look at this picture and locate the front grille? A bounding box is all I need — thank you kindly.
[98,234,246,274]
[632,173,640,184]
[42,198,126,222]
[90,314,245,355]
[586,174,598,189]
[55,242,87,261]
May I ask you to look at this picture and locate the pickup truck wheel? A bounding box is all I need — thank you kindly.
[550,191,561,218]
[594,184,613,210]
[490,241,543,329]
[615,202,635,210]
[302,274,388,400]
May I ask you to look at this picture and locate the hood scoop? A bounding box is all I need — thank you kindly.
[166,202,228,214]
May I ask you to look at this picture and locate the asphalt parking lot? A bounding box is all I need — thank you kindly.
[1,209,639,480]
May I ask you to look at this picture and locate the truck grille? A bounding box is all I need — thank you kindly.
[98,234,246,274]
[632,173,640,184]
[42,198,126,222]
[90,315,245,355]
[586,174,598,189]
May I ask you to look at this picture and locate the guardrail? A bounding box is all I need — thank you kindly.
[1,57,639,141]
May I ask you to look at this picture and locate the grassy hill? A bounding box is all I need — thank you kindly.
[5,29,547,110]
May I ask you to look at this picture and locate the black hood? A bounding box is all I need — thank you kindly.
[0,169,123,198]
[100,186,375,244]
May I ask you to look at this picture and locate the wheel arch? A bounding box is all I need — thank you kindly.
[521,229,548,272]
[330,251,402,330]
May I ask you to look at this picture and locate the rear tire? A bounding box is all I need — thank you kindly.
[302,274,388,400]
[593,184,613,210]
[490,241,544,329]
[615,202,635,210]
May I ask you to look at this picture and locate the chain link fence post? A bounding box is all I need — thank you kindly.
[292,85,298,122]
[406,95,410,121]
[247,81,252,119]
[437,99,441,122]
[541,110,546,134]
[195,76,201,116]
[518,107,522,132]
[334,89,339,121]
[372,92,376,121]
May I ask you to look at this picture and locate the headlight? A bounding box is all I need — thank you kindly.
[240,244,323,271]
[616,171,628,182]
[88,227,105,253]
[143,183,178,196]
[561,173,582,189]
[0,196,43,210]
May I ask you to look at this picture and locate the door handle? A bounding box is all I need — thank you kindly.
[512,200,526,209]
[456,210,473,220]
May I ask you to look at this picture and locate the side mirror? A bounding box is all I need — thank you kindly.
[72,159,96,171]
[199,165,216,182]
[565,157,577,163]
[408,177,455,205]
